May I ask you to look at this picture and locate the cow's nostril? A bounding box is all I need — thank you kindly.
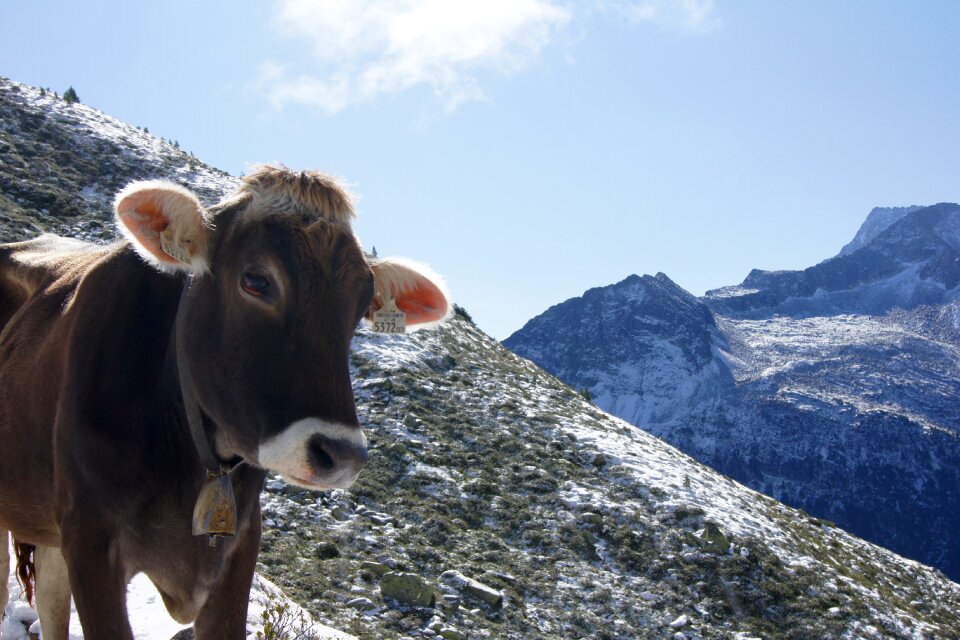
[308,435,336,471]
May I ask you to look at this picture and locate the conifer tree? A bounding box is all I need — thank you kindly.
[63,86,79,104]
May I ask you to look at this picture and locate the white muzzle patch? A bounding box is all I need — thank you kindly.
[257,418,367,489]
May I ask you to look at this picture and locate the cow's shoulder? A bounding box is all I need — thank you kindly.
[44,244,185,471]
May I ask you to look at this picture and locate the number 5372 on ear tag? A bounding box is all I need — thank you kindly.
[373,300,406,334]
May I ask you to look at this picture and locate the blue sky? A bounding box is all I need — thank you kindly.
[2,1,958,338]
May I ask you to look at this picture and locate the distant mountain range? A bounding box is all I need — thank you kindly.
[708,202,960,317]
[3,75,960,638]
[506,202,960,581]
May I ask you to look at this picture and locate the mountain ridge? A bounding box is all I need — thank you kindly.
[840,205,924,257]
[704,202,960,318]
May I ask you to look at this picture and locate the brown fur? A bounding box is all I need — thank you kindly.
[238,164,356,224]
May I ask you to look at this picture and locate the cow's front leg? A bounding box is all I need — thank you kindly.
[61,521,133,640]
[1,529,9,620]
[34,545,72,640]
[193,526,262,640]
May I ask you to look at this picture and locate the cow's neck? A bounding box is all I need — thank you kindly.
[172,280,225,473]
[173,278,243,541]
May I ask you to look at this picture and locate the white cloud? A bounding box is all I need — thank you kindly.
[614,0,719,33]
[259,0,571,113]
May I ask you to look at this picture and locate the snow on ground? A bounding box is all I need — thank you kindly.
[549,402,803,556]
[720,314,910,380]
[351,329,442,372]
[3,539,355,640]
[719,313,960,433]
[2,78,238,223]
[13,82,235,194]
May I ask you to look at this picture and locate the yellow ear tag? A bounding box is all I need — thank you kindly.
[373,297,406,334]
[160,226,192,266]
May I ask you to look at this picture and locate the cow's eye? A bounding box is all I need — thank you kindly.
[241,272,270,297]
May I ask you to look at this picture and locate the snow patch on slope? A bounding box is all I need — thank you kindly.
[2,539,355,640]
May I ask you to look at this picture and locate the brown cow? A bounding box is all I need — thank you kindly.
[0,166,449,639]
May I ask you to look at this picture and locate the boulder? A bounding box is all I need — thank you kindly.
[380,572,436,607]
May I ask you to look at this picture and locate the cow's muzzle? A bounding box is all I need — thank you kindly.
[257,418,367,489]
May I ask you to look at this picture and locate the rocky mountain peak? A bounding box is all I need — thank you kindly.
[505,272,731,431]
[839,205,923,256]
[705,202,960,317]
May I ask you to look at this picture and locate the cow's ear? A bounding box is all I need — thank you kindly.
[114,181,211,273]
[369,258,451,329]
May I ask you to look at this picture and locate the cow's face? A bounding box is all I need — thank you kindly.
[114,167,449,489]
[184,210,375,490]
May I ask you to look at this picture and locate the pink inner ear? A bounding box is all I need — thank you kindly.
[117,193,179,265]
[395,280,449,325]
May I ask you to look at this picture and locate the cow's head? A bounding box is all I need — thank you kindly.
[114,165,449,489]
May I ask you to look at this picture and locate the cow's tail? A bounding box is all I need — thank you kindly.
[13,540,36,606]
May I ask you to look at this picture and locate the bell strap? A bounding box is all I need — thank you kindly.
[175,278,239,541]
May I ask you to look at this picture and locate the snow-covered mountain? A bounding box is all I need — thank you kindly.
[706,202,960,318]
[4,75,960,638]
[506,204,960,584]
[504,273,732,430]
